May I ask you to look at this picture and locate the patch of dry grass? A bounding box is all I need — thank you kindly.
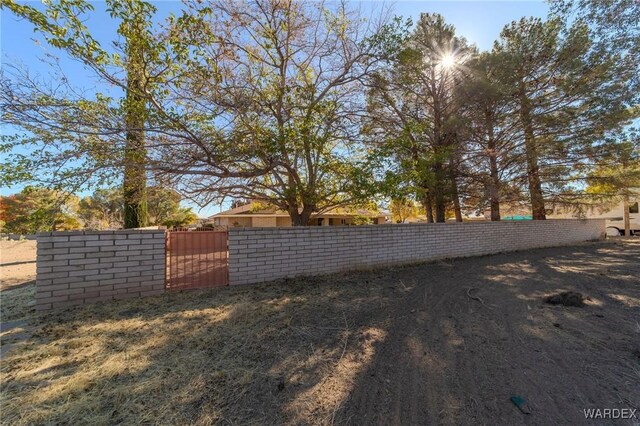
[0,273,395,425]
[1,282,35,323]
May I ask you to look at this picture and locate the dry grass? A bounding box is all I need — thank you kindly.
[0,282,34,322]
[1,275,390,425]
[1,240,638,425]
[1,239,37,322]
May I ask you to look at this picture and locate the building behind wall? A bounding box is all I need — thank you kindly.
[207,202,387,227]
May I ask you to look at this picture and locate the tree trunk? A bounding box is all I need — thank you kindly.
[123,133,147,228]
[519,84,545,220]
[487,121,501,221]
[432,161,447,222]
[488,166,501,221]
[623,194,631,237]
[448,156,462,222]
[424,192,434,223]
[123,17,147,229]
[289,206,313,226]
[432,103,447,223]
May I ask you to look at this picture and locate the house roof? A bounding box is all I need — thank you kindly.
[207,203,387,220]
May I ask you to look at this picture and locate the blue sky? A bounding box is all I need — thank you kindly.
[1,1,549,217]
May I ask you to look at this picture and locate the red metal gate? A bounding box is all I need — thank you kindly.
[166,230,228,291]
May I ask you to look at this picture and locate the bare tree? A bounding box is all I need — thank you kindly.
[1,0,390,226]
[159,0,391,225]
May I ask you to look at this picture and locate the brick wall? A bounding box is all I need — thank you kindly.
[36,230,166,311]
[228,220,605,286]
[34,221,606,310]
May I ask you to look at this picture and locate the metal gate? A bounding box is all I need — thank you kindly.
[166,229,228,291]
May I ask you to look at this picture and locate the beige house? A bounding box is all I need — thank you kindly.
[207,203,387,227]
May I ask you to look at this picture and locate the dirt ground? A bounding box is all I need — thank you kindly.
[0,239,639,425]
[0,240,36,322]
[0,240,36,288]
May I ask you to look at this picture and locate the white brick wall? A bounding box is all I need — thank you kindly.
[36,230,166,311]
[34,221,606,309]
[228,220,605,285]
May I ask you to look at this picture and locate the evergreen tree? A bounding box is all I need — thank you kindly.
[457,52,521,221]
[493,18,631,219]
[366,13,474,222]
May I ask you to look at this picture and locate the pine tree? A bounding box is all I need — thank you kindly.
[493,18,630,219]
[366,14,474,222]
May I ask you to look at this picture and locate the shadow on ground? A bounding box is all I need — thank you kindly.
[1,240,638,425]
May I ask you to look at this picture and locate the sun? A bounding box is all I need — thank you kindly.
[440,53,456,69]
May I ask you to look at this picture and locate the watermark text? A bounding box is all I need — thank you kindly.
[583,408,637,420]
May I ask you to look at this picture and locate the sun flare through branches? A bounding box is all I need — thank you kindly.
[439,52,456,69]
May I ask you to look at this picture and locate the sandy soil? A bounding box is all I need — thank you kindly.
[339,240,640,425]
[0,240,36,289]
[0,240,638,425]
[0,240,36,322]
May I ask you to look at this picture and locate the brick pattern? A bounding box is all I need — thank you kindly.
[228,220,605,286]
[36,230,166,311]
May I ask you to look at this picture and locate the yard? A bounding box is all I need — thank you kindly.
[0,240,36,323]
[1,239,639,425]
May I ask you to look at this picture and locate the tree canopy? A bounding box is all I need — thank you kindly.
[1,186,198,233]
[1,0,637,225]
